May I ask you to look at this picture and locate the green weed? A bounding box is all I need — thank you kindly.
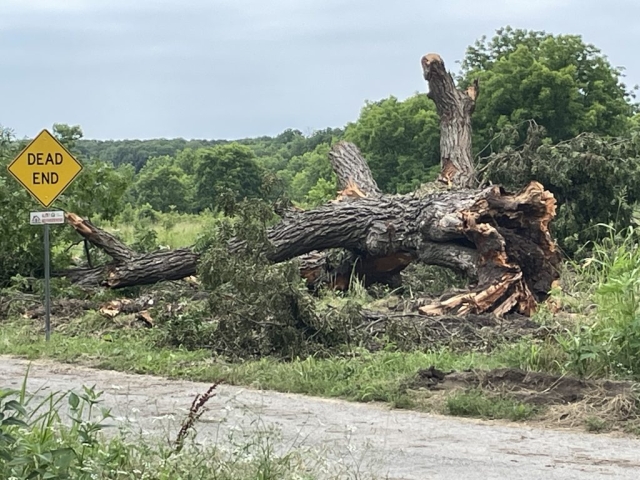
[446,390,538,421]
[557,225,640,377]
[0,319,506,406]
[584,416,609,433]
[0,370,330,480]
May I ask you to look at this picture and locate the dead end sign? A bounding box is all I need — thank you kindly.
[7,129,83,207]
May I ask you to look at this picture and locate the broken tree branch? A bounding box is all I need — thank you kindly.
[422,53,478,189]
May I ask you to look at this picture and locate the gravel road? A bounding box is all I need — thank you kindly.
[2,356,640,479]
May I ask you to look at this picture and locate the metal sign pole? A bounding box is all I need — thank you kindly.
[44,223,51,341]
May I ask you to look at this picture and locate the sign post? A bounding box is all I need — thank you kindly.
[6,130,83,341]
[44,223,50,341]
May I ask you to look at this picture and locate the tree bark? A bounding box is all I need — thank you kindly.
[66,213,136,263]
[63,176,559,316]
[62,213,199,288]
[63,246,199,289]
[329,142,382,198]
[252,181,559,316]
[422,53,478,188]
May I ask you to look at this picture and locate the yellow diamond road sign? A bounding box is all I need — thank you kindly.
[7,129,83,208]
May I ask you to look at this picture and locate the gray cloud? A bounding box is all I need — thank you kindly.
[1,0,638,140]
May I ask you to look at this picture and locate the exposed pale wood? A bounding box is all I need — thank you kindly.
[253,180,559,316]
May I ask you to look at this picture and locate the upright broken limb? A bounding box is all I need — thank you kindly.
[422,53,478,188]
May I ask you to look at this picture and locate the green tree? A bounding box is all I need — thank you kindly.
[195,143,264,210]
[482,122,640,255]
[461,27,636,151]
[174,148,198,175]
[304,177,337,207]
[52,123,83,152]
[285,143,335,204]
[344,94,440,193]
[132,155,194,213]
[0,126,47,285]
[52,125,134,222]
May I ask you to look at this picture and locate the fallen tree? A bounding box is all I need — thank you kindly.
[61,53,561,317]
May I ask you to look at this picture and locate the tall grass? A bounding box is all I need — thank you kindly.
[559,225,640,377]
[102,209,214,249]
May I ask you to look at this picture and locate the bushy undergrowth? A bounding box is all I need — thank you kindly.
[155,197,366,359]
[557,226,640,377]
[0,373,319,480]
[504,225,640,379]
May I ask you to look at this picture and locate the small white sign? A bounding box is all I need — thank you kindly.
[30,210,65,225]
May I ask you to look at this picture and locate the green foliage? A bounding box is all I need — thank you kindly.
[481,123,640,255]
[585,416,609,432]
[556,226,640,377]
[284,143,336,204]
[76,137,222,171]
[0,126,52,285]
[192,198,363,359]
[498,338,567,375]
[52,123,83,151]
[303,177,336,207]
[0,317,506,404]
[59,159,134,222]
[344,94,440,193]
[446,389,538,421]
[129,221,159,253]
[154,301,214,351]
[0,374,321,480]
[195,143,264,210]
[400,264,466,297]
[461,27,636,151]
[0,380,113,480]
[106,206,212,249]
[131,155,194,213]
[0,125,134,286]
[51,124,134,222]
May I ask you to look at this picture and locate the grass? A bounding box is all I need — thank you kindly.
[445,390,538,421]
[0,370,328,480]
[553,225,640,378]
[102,211,211,249]
[584,416,609,433]
[7,224,640,432]
[0,317,509,407]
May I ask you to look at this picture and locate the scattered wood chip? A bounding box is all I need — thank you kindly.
[137,310,154,327]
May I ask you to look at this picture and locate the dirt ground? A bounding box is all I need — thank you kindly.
[3,356,640,479]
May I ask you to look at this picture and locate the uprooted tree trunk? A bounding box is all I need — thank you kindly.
[61,53,562,317]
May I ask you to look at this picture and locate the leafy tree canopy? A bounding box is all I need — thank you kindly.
[461,27,637,152]
[195,143,264,211]
[344,94,440,193]
[0,125,133,286]
[131,155,194,213]
[481,122,640,255]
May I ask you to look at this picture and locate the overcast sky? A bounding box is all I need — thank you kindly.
[1,0,638,140]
